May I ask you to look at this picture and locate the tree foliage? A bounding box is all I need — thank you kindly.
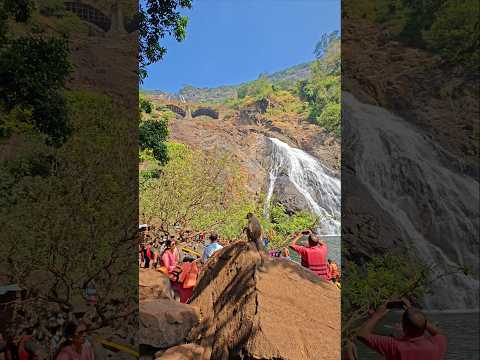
[140,142,256,239]
[237,76,274,100]
[0,92,138,318]
[298,31,341,136]
[139,118,169,165]
[139,97,171,165]
[346,0,479,72]
[342,254,429,339]
[0,2,72,146]
[138,0,192,79]
[263,204,318,249]
[139,97,153,114]
[0,0,137,331]
[423,0,479,70]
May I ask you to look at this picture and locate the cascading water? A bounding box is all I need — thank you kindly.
[264,137,341,236]
[343,91,479,310]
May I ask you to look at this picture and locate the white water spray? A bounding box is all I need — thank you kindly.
[343,92,479,310]
[264,137,341,236]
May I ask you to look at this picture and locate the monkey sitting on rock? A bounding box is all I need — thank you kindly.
[244,213,265,252]
[243,213,267,273]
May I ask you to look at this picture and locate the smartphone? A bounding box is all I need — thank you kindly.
[386,301,405,309]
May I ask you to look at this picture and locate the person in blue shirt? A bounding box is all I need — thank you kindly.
[201,233,223,263]
[263,237,270,250]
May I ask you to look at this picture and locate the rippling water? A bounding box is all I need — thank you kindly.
[356,311,480,360]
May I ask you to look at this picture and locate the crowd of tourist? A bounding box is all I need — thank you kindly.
[139,224,341,295]
[0,318,95,360]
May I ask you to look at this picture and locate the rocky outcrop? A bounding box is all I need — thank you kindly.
[139,299,200,349]
[165,99,340,196]
[187,241,340,360]
[272,175,310,214]
[155,344,207,360]
[139,269,174,301]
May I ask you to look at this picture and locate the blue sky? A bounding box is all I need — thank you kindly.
[142,0,340,92]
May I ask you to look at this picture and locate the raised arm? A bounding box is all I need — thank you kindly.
[357,302,389,338]
[289,232,303,247]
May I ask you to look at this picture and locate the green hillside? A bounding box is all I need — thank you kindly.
[144,61,313,103]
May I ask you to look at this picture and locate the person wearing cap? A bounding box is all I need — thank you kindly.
[289,230,329,280]
[356,298,447,360]
[201,233,223,263]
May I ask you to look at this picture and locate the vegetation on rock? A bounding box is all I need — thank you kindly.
[345,0,479,72]
[298,31,340,136]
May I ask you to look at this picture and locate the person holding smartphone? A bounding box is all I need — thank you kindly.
[289,230,329,280]
[356,297,447,359]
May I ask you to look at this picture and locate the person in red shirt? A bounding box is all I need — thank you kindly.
[357,298,447,360]
[289,230,329,280]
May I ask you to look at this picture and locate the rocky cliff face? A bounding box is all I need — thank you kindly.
[162,98,340,207]
[343,19,479,178]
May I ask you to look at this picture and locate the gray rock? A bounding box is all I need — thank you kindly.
[272,175,309,214]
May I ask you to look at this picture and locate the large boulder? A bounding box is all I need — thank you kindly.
[155,344,207,360]
[139,300,200,349]
[272,175,310,214]
[139,269,173,301]
[187,241,340,360]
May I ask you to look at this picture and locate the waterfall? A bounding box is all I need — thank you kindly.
[343,92,479,310]
[264,137,341,236]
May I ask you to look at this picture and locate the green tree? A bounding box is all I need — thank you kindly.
[0,91,138,321]
[139,118,169,165]
[0,6,72,146]
[140,143,255,238]
[297,32,340,135]
[423,0,479,70]
[138,0,192,79]
[237,76,274,100]
[265,204,318,249]
[139,97,153,114]
[342,254,429,339]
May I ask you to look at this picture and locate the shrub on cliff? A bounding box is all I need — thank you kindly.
[297,31,340,136]
[263,204,319,249]
[423,0,479,71]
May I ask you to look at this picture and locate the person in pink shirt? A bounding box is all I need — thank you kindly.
[357,298,447,360]
[161,239,181,280]
[55,322,94,360]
